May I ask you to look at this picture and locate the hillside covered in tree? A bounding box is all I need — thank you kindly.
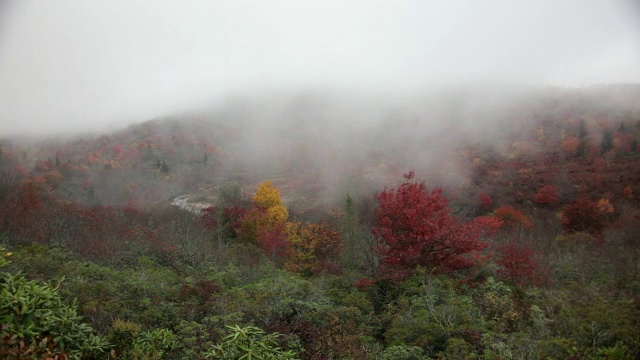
[2,85,640,359]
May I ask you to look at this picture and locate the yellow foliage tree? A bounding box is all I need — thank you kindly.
[239,180,288,244]
[253,180,288,224]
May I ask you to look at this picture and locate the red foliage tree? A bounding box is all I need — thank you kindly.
[0,182,46,241]
[259,224,289,261]
[112,144,123,156]
[372,171,488,278]
[561,198,605,236]
[496,242,544,287]
[535,185,559,205]
[473,216,504,235]
[200,206,218,230]
[224,205,248,237]
[354,278,375,289]
[74,206,118,261]
[477,191,494,211]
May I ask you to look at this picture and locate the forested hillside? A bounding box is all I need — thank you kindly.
[2,85,640,359]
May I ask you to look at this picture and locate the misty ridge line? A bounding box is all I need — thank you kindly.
[5,85,640,158]
[1,84,638,212]
[1,1,639,138]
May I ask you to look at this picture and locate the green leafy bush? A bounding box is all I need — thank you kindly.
[0,271,110,359]
[131,328,178,360]
[205,325,298,359]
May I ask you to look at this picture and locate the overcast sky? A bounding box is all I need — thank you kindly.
[0,0,639,136]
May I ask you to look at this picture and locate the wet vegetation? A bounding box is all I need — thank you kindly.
[2,85,640,359]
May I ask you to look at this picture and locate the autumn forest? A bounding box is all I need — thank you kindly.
[2,85,640,359]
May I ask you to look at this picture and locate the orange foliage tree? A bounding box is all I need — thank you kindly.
[491,206,532,229]
[284,222,342,276]
[236,180,293,264]
[560,136,581,157]
[235,180,344,273]
[596,198,615,216]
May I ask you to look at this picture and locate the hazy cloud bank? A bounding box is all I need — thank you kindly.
[0,0,639,136]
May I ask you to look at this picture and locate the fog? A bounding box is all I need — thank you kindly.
[0,0,639,137]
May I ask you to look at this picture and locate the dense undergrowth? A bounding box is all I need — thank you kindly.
[1,87,640,358]
[1,176,639,359]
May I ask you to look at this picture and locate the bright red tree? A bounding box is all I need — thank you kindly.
[200,206,218,230]
[259,223,289,261]
[477,191,494,211]
[372,171,488,278]
[496,242,544,287]
[561,198,605,236]
[224,205,248,237]
[535,185,559,205]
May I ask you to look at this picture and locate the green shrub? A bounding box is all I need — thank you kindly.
[204,325,298,359]
[0,271,110,359]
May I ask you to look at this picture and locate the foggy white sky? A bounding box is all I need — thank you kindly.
[0,0,639,136]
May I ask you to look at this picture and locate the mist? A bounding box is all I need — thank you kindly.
[0,0,639,137]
